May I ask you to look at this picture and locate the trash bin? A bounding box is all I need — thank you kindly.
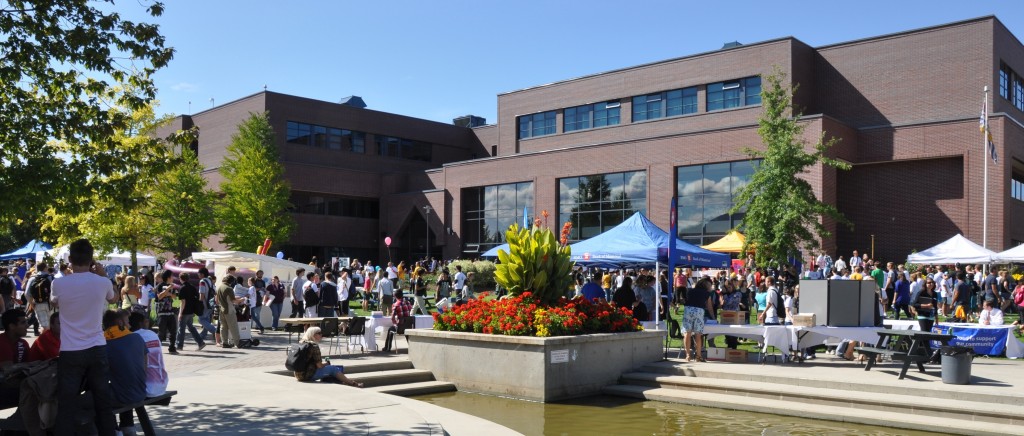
[940,346,973,385]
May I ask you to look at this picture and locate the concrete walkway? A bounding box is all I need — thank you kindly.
[6,327,520,436]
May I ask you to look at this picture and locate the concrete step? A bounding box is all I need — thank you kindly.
[348,369,437,388]
[635,359,1019,405]
[368,381,457,397]
[338,359,415,374]
[602,384,1022,436]
[620,371,1024,426]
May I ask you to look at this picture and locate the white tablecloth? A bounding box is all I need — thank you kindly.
[705,324,887,357]
[363,315,434,351]
[703,324,792,356]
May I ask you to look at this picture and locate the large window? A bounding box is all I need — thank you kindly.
[564,101,621,132]
[518,111,556,139]
[290,192,379,219]
[286,121,365,153]
[375,135,433,162]
[558,171,647,242]
[1000,63,1012,100]
[675,160,760,246]
[632,87,698,122]
[1015,75,1024,112]
[1013,162,1024,203]
[462,182,534,253]
[706,76,761,111]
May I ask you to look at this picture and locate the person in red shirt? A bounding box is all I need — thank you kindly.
[0,308,30,409]
[28,312,60,362]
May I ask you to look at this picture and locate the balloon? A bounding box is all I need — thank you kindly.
[276,251,284,259]
[256,245,263,255]
[262,238,272,255]
[384,237,392,246]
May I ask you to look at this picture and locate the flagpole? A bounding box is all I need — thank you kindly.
[983,86,989,255]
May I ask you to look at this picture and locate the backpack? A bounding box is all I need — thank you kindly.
[771,288,785,320]
[303,286,320,307]
[285,342,313,372]
[31,274,52,304]
[202,278,217,309]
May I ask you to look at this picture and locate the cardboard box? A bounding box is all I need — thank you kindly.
[725,349,747,363]
[793,313,817,327]
[706,348,727,361]
[719,310,748,325]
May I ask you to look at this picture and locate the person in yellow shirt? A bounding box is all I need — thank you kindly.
[601,271,612,301]
[850,266,864,281]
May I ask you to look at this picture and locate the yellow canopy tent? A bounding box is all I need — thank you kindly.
[700,230,750,253]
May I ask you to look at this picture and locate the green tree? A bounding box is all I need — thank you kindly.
[215,112,294,252]
[731,67,851,266]
[149,147,216,258]
[39,98,194,272]
[0,1,173,226]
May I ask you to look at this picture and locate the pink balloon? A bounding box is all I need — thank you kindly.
[384,237,392,246]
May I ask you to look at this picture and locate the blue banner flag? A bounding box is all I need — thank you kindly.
[523,206,528,227]
[932,325,1009,356]
[668,197,678,299]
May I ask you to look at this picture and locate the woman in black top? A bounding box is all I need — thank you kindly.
[612,276,635,310]
[681,278,715,362]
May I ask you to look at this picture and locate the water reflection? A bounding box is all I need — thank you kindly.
[413,392,946,436]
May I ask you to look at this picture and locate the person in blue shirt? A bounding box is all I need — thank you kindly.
[580,272,605,302]
[103,310,146,435]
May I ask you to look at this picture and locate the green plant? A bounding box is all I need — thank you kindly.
[447,259,497,289]
[494,223,574,306]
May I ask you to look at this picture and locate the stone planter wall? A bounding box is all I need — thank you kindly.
[405,329,665,402]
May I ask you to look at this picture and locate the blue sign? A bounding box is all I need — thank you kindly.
[932,325,1009,356]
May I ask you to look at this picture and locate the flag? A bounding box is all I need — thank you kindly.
[523,206,528,227]
[981,96,998,164]
[667,197,678,299]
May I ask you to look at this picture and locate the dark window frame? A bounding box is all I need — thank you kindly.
[518,111,557,139]
[564,101,621,132]
[632,86,698,122]
[706,76,761,112]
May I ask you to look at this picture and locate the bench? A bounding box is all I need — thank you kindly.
[855,329,952,379]
[0,391,176,435]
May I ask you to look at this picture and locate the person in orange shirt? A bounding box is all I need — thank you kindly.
[28,312,60,361]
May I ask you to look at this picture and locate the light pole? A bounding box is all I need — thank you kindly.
[423,205,433,261]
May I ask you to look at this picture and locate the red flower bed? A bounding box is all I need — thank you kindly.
[433,292,640,337]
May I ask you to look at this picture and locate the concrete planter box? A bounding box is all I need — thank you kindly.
[405,329,666,402]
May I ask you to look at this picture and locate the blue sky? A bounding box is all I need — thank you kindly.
[143,1,1024,124]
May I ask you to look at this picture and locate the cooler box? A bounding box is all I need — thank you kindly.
[719,310,748,325]
[792,313,816,327]
[707,348,727,361]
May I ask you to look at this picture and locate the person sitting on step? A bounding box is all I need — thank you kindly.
[294,326,363,387]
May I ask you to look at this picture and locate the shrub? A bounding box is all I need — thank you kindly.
[433,292,640,337]
[494,223,574,306]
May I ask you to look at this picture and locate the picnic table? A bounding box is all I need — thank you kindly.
[855,328,954,379]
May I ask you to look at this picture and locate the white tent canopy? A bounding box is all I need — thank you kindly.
[191,251,308,284]
[37,246,157,267]
[907,234,995,264]
[992,244,1024,263]
[102,250,157,267]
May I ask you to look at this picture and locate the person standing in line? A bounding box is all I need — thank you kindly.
[833,256,847,279]
[302,272,320,318]
[681,278,715,362]
[216,275,243,348]
[410,268,429,315]
[246,277,266,334]
[376,270,394,316]
[318,272,339,318]
[337,269,352,316]
[911,277,939,332]
[176,272,206,351]
[290,268,306,318]
[453,265,467,297]
[386,262,399,288]
[51,239,119,435]
[759,277,782,326]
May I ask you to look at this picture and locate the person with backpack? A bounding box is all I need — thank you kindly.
[154,270,178,354]
[196,268,218,344]
[291,326,362,387]
[302,272,320,318]
[25,262,54,336]
[758,277,783,326]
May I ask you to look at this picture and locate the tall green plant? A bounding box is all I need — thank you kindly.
[494,224,574,306]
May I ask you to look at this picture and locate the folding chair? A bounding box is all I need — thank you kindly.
[343,316,367,354]
[668,319,685,359]
[392,316,416,354]
[319,317,341,355]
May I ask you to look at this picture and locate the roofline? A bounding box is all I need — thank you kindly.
[815,15,996,50]
[190,90,475,131]
[497,37,797,97]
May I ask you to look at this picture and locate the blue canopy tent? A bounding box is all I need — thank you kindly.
[0,240,52,261]
[481,244,509,258]
[569,212,729,268]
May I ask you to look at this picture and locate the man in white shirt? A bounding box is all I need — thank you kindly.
[302,272,320,318]
[386,262,399,287]
[849,250,863,270]
[454,265,467,294]
[833,256,847,277]
[51,239,119,435]
[338,269,352,315]
[979,300,1004,325]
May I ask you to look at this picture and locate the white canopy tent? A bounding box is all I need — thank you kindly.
[906,234,995,264]
[191,251,308,284]
[992,244,1024,263]
[37,246,157,267]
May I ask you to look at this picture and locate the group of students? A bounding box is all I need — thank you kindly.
[0,239,169,435]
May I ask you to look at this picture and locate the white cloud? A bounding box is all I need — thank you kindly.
[171,82,199,92]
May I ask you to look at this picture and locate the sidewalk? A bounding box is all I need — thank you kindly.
[8,326,521,436]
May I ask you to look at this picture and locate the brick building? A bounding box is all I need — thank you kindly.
[178,16,1024,265]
